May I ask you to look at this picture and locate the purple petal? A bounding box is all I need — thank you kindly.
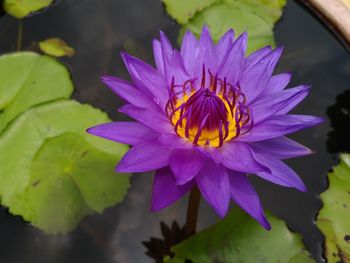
[196,162,230,217]
[216,29,235,67]
[101,76,158,110]
[218,32,247,85]
[158,132,190,149]
[250,136,312,159]
[87,122,155,145]
[214,142,269,174]
[169,149,204,185]
[198,26,216,71]
[153,39,165,76]
[261,73,291,95]
[116,141,172,172]
[251,85,310,124]
[240,47,283,104]
[229,171,271,229]
[159,31,190,84]
[151,167,193,211]
[180,30,198,76]
[121,52,168,108]
[243,45,272,71]
[238,114,324,142]
[251,149,307,191]
[119,104,172,133]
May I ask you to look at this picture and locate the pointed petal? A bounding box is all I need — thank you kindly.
[169,149,204,185]
[159,31,190,84]
[261,73,291,95]
[180,30,198,76]
[116,141,172,172]
[198,25,216,71]
[196,162,230,217]
[218,32,247,85]
[153,39,165,76]
[243,45,272,71]
[241,47,283,104]
[251,136,313,159]
[87,122,155,145]
[214,142,269,174]
[216,29,235,66]
[229,171,271,229]
[251,85,310,124]
[119,104,172,133]
[151,167,193,211]
[101,75,157,110]
[121,52,168,108]
[238,114,324,142]
[251,149,307,191]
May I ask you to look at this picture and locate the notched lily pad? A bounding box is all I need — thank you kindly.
[39,38,75,57]
[0,52,73,132]
[317,154,350,263]
[161,0,217,24]
[163,0,286,53]
[166,207,313,263]
[0,100,129,233]
[3,0,53,18]
[179,2,274,54]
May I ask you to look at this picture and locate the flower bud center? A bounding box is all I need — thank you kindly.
[166,67,252,147]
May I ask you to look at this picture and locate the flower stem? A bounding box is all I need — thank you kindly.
[16,20,23,51]
[185,186,201,238]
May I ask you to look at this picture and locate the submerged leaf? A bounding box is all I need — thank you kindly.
[317,154,350,263]
[0,52,73,132]
[143,221,187,262]
[166,207,313,263]
[39,38,75,57]
[0,100,129,233]
[3,0,53,18]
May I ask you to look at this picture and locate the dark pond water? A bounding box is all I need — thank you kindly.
[0,0,349,262]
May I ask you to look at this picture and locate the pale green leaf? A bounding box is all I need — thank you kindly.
[317,154,350,263]
[39,38,75,57]
[3,0,53,19]
[166,207,314,263]
[0,52,73,132]
[0,100,129,233]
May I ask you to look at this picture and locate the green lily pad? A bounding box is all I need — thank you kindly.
[3,0,53,18]
[161,0,217,24]
[39,38,75,57]
[166,207,314,263]
[0,100,129,233]
[179,2,274,54]
[0,52,73,133]
[162,0,286,54]
[317,154,350,263]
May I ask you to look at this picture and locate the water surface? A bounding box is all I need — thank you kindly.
[0,0,349,262]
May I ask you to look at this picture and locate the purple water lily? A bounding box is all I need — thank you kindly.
[87,27,322,229]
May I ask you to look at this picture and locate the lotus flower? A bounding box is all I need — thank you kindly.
[87,27,322,229]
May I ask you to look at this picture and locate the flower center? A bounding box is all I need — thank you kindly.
[166,67,253,147]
